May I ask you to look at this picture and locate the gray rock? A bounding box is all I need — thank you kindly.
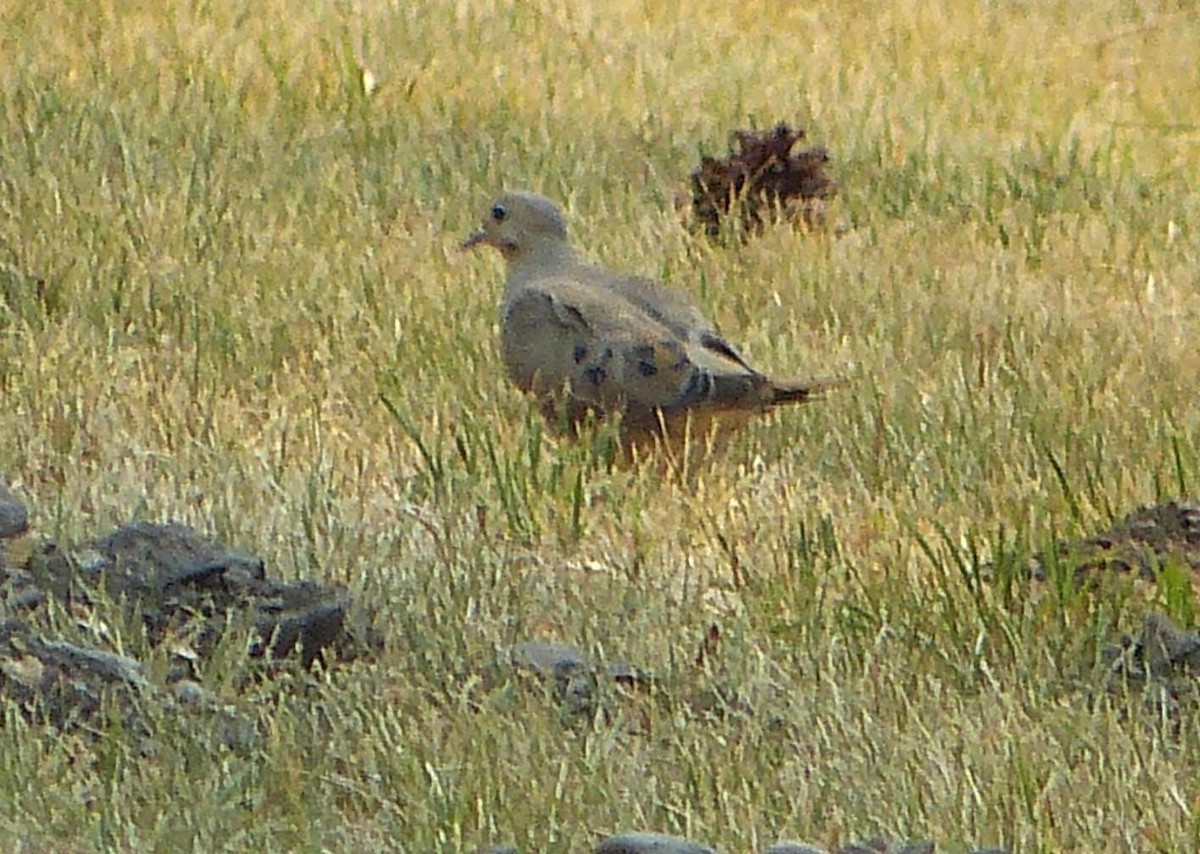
[835,841,935,854]
[765,843,828,854]
[0,618,148,732]
[511,641,597,715]
[510,642,654,687]
[511,641,591,680]
[37,637,146,687]
[595,832,718,854]
[1136,612,1200,676]
[172,679,207,706]
[605,657,656,687]
[1003,500,1200,583]
[507,641,656,720]
[0,482,29,539]
[24,522,380,668]
[0,565,45,609]
[1104,610,1200,720]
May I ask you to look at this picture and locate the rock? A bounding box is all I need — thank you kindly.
[765,842,829,854]
[510,641,653,688]
[893,843,935,854]
[508,641,656,718]
[836,841,934,854]
[997,501,1200,585]
[837,842,886,854]
[37,637,147,687]
[1134,612,1200,676]
[0,514,381,743]
[1103,610,1200,725]
[0,482,29,538]
[511,641,591,680]
[1106,611,1200,681]
[0,618,147,731]
[172,679,208,706]
[23,522,379,669]
[3,615,266,747]
[510,641,598,716]
[0,565,46,609]
[594,831,718,854]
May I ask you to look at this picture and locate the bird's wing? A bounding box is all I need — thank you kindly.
[572,264,762,373]
[501,277,776,420]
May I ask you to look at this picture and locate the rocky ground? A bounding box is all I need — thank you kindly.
[484,833,1007,854]
[6,481,1200,852]
[482,834,1008,854]
[0,481,384,748]
[1019,500,1200,583]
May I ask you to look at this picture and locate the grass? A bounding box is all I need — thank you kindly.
[1,0,1199,850]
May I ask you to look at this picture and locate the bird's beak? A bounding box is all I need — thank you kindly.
[460,230,487,251]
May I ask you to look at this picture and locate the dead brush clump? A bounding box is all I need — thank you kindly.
[687,123,837,239]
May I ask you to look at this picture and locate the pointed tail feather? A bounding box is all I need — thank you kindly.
[767,376,847,406]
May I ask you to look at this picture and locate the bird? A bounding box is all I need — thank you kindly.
[461,190,840,452]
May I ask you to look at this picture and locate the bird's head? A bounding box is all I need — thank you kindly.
[461,191,570,261]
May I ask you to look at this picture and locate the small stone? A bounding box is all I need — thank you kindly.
[172,680,207,706]
[837,844,883,854]
[605,658,656,689]
[1140,612,1200,675]
[0,483,29,539]
[510,641,596,713]
[0,654,45,687]
[765,842,829,854]
[37,638,146,687]
[595,832,718,854]
[511,641,590,680]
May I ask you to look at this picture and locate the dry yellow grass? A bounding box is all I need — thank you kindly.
[1,0,1199,850]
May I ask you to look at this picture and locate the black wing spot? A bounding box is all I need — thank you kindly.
[656,341,690,372]
[680,368,713,403]
[584,365,607,386]
[572,344,588,363]
[637,359,658,377]
[581,346,614,385]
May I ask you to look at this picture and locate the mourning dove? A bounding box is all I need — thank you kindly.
[461,191,840,446]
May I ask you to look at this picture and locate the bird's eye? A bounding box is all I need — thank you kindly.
[491,204,507,222]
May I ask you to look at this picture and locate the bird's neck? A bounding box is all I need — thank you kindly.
[503,239,579,289]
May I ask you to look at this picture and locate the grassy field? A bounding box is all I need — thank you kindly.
[2,0,1199,850]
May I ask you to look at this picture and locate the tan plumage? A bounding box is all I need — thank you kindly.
[461,191,841,448]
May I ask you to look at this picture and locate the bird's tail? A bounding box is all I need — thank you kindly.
[767,376,847,406]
